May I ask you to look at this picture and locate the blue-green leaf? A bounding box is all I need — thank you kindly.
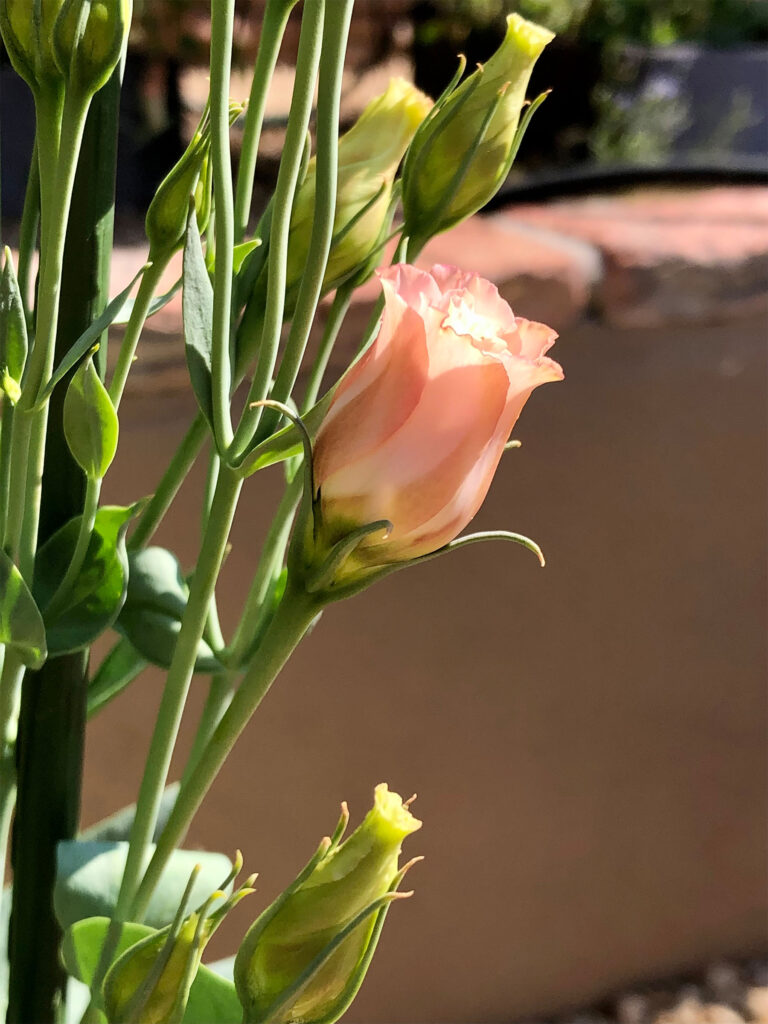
[115,546,222,672]
[87,635,148,718]
[79,784,179,842]
[34,504,140,655]
[62,917,242,1023]
[55,843,232,931]
[183,211,214,432]
[0,549,47,668]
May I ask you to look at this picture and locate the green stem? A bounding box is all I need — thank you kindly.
[128,415,208,551]
[0,405,15,538]
[256,0,352,442]
[132,578,318,920]
[108,259,167,410]
[180,672,234,788]
[227,0,325,463]
[89,466,243,994]
[234,0,299,242]
[208,0,236,450]
[17,140,40,323]
[301,285,352,412]
[42,475,100,621]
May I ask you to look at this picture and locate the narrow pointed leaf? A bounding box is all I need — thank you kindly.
[239,388,334,475]
[0,549,47,669]
[113,277,182,325]
[36,266,148,407]
[183,211,215,432]
[87,636,148,718]
[33,504,140,655]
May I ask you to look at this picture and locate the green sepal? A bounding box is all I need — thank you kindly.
[33,504,141,655]
[115,546,223,673]
[63,346,119,479]
[0,247,28,396]
[0,549,47,669]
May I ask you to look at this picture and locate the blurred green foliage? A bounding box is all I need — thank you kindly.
[426,0,768,46]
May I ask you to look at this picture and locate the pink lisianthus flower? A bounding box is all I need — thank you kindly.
[313,263,563,565]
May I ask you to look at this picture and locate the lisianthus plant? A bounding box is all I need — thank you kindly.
[0,1,561,1020]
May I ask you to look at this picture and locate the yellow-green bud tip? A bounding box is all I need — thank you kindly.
[366,783,422,845]
[503,12,555,60]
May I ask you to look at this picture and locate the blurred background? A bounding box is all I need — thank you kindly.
[1,1,767,1022]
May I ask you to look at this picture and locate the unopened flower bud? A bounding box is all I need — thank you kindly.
[53,0,131,98]
[0,0,66,91]
[403,14,553,243]
[235,784,421,1024]
[285,79,432,295]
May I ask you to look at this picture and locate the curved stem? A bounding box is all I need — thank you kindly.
[227,0,325,463]
[301,285,352,412]
[209,0,236,450]
[256,0,353,442]
[108,259,167,410]
[234,0,298,242]
[42,475,100,621]
[132,578,317,920]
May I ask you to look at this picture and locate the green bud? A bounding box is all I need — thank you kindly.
[0,0,66,91]
[402,13,553,242]
[104,857,255,1024]
[0,248,29,404]
[146,101,243,260]
[63,346,118,479]
[285,79,432,294]
[53,0,132,97]
[235,783,422,1024]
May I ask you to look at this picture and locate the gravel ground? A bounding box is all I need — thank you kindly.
[519,962,768,1024]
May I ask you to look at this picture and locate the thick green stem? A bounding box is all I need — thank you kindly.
[209,0,236,450]
[89,467,243,995]
[8,69,121,1024]
[228,0,325,462]
[234,0,299,241]
[132,579,318,920]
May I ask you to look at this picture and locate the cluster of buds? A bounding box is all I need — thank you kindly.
[0,0,131,98]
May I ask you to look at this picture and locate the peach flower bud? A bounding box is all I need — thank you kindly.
[313,264,563,569]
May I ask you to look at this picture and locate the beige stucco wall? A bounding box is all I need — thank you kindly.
[86,314,767,1021]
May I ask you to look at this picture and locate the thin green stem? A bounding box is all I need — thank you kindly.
[108,259,167,410]
[225,473,301,668]
[128,415,208,551]
[301,285,352,412]
[208,0,236,451]
[42,475,100,621]
[234,0,298,242]
[179,672,234,788]
[256,0,352,443]
[227,0,326,463]
[132,578,318,920]
[0,404,14,537]
[89,466,243,995]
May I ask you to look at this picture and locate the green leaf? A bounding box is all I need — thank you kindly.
[35,266,147,407]
[55,844,233,932]
[62,917,242,1023]
[239,388,334,476]
[183,211,215,432]
[34,505,139,656]
[232,239,261,276]
[87,635,148,718]
[0,549,47,668]
[0,247,28,387]
[79,784,180,843]
[115,546,222,672]
[63,348,119,479]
